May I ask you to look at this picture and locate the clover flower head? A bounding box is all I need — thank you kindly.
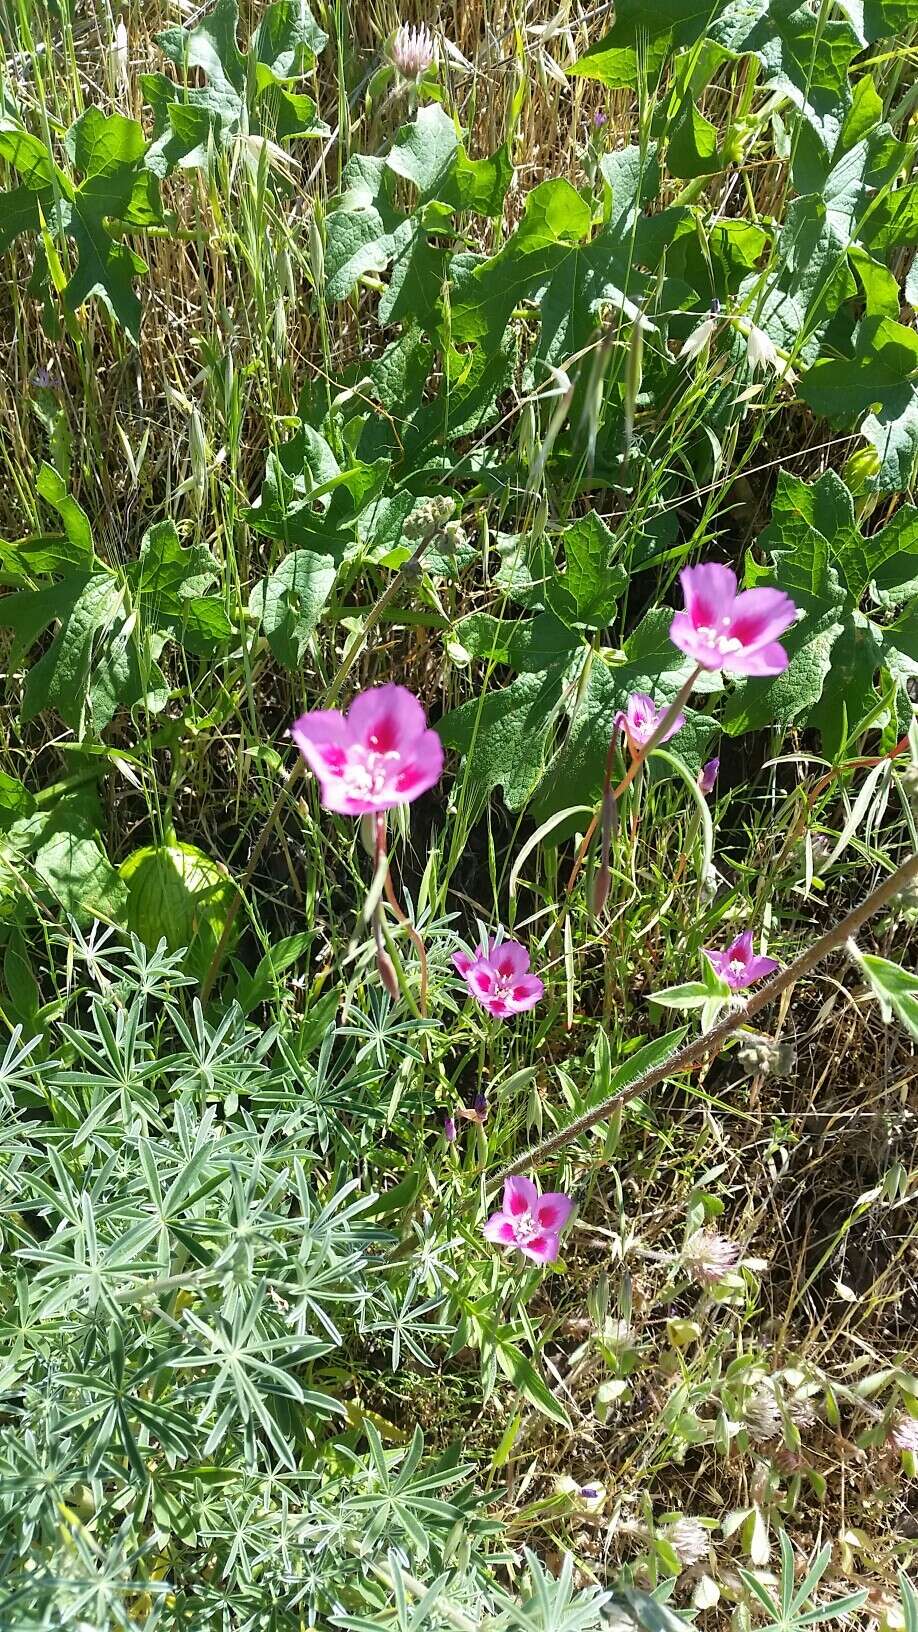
[666,1517,710,1569]
[889,1414,918,1453]
[683,1227,740,1285]
[392,21,436,77]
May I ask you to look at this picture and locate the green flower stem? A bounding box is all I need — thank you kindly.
[494,846,918,1185]
[568,663,703,899]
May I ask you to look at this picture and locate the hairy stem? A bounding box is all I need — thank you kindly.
[494,847,918,1185]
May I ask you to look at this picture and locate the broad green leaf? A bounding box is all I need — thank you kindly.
[248,549,337,669]
[35,463,95,567]
[449,178,593,347]
[324,155,415,302]
[0,185,42,253]
[494,1338,571,1428]
[32,795,128,923]
[2,573,120,729]
[854,949,918,1041]
[252,0,327,75]
[544,512,628,628]
[438,669,570,809]
[120,841,241,981]
[0,772,34,832]
[386,104,511,217]
[801,317,918,491]
[0,127,56,189]
[128,520,220,613]
[387,104,460,198]
[157,0,245,92]
[64,108,146,180]
[571,0,859,148]
[54,193,147,341]
[668,97,722,178]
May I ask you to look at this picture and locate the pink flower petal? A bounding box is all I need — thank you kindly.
[470,965,498,997]
[346,684,428,754]
[507,975,544,1012]
[744,954,779,984]
[669,611,726,670]
[729,587,796,651]
[490,940,530,981]
[534,1192,573,1232]
[483,1213,517,1245]
[452,951,475,977]
[679,563,738,629]
[727,930,754,965]
[291,710,349,774]
[703,948,729,980]
[725,641,790,677]
[519,1231,560,1264]
[503,1176,539,1218]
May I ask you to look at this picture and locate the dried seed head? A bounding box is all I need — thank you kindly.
[683,1228,740,1286]
[666,1517,710,1569]
[745,1381,783,1442]
[736,1033,796,1078]
[888,1414,918,1453]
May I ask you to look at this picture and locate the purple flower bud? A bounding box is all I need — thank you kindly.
[698,757,720,795]
[443,1114,456,1143]
[473,1092,488,1122]
[592,109,607,128]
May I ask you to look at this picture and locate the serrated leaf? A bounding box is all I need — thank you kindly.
[544,512,628,628]
[128,520,220,614]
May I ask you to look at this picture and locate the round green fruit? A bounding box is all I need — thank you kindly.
[119,842,241,981]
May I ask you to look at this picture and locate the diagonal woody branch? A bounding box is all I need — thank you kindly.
[493,849,918,1186]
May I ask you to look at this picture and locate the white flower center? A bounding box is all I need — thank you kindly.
[513,1208,538,1243]
[342,746,399,797]
[695,616,743,656]
[728,957,746,978]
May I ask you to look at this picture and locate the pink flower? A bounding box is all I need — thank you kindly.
[453,938,544,1018]
[698,757,720,795]
[670,564,796,676]
[483,1175,573,1263]
[291,685,443,815]
[614,691,684,754]
[392,21,435,77]
[704,930,779,991]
